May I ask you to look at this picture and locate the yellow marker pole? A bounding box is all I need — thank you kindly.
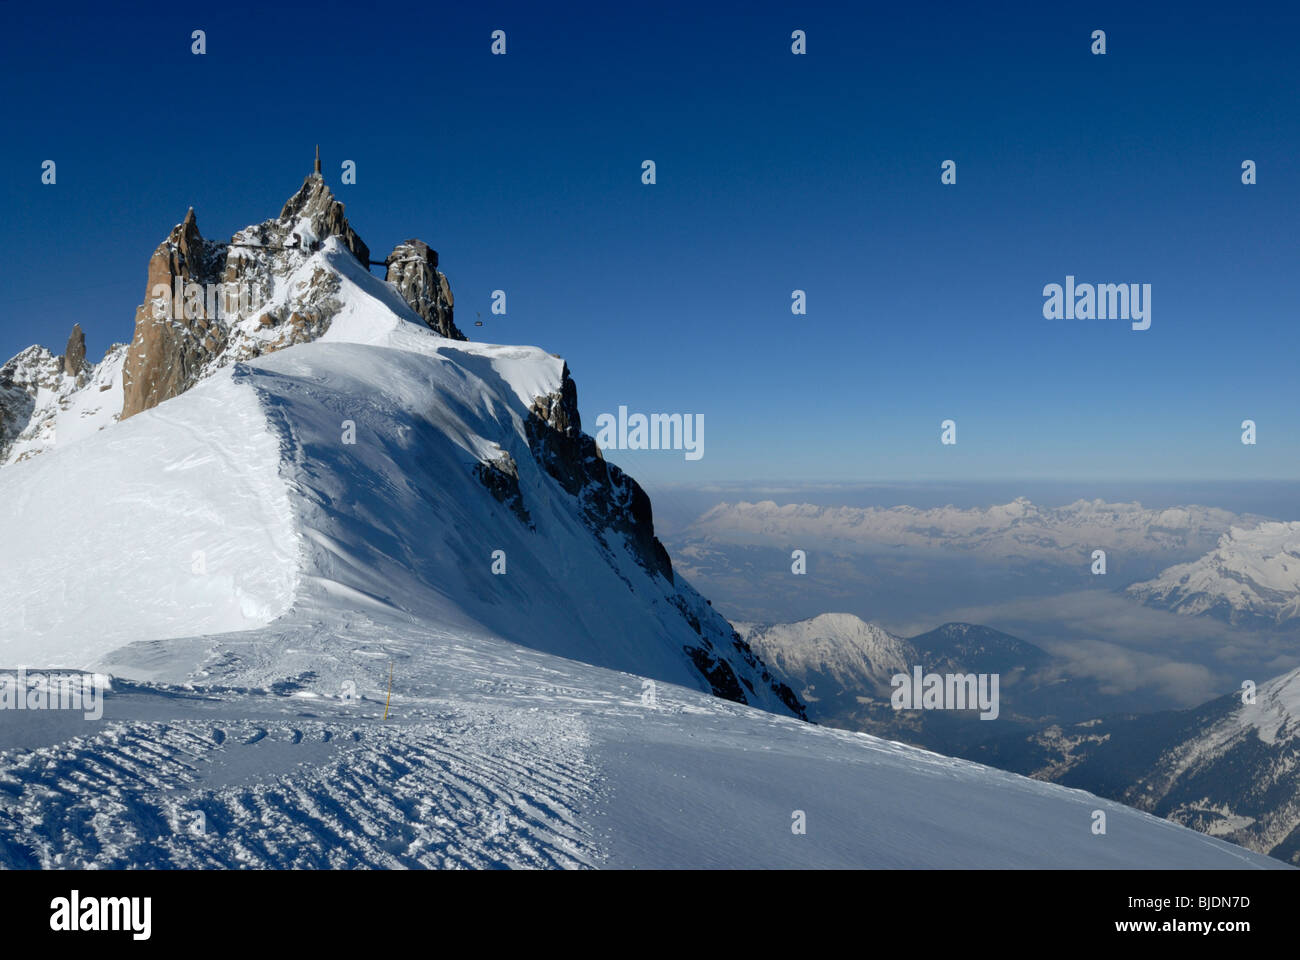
[383,661,393,720]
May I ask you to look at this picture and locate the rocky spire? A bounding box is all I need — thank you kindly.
[121,209,227,419]
[277,174,369,264]
[63,324,86,377]
[384,240,465,340]
[119,162,465,421]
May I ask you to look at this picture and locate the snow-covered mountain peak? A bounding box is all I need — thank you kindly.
[1128,521,1300,625]
[1239,668,1300,745]
[738,612,905,651]
[121,170,387,419]
[735,614,914,699]
[1,164,1290,870]
[273,171,369,260]
[0,158,480,473]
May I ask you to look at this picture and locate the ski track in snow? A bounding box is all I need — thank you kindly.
[0,689,599,869]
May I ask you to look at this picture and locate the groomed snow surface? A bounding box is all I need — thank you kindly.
[0,239,1286,868]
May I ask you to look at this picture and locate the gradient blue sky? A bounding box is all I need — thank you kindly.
[2,0,1297,484]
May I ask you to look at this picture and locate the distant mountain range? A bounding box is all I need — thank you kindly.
[681,495,1300,634]
[690,497,1254,564]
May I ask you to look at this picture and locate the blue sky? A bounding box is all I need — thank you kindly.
[2,0,1297,484]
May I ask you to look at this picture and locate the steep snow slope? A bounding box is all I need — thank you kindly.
[0,371,297,662]
[1128,522,1300,625]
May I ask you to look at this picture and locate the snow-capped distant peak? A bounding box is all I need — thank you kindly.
[1128,521,1300,625]
[736,614,915,697]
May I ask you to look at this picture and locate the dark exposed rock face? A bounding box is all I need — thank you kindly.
[384,240,464,340]
[674,594,806,716]
[727,633,807,719]
[121,209,229,419]
[63,324,86,378]
[509,363,806,716]
[524,365,673,583]
[685,645,747,703]
[475,451,532,527]
[266,173,370,266]
[0,347,53,460]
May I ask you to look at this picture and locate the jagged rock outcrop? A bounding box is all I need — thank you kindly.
[120,209,228,419]
[523,365,673,583]
[0,347,55,459]
[0,342,126,465]
[8,158,474,455]
[475,451,533,527]
[63,324,86,378]
[510,362,803,715]
[384,240,463,339]
[274,173,370,265]
[121,169,374,420]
